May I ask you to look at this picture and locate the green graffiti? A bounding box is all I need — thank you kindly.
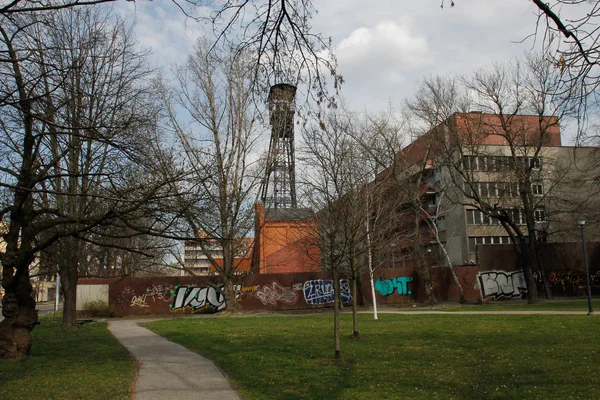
[375,276,413,296]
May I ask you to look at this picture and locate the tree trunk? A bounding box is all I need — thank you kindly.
[222,279,240,312]
[422,261,436,306]
[524,265,538,304]
[333,268,341,359]
[351,277,359,338]
[0,263,38,360]
[520,246,539,304]
[356,271,366,306]
[60,260,79,330]
[534,245,552,299]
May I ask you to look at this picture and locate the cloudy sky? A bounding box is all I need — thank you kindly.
[114,0,555,126]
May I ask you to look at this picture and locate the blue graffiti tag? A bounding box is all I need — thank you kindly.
[303,279,353,305]
[374,276,413,296]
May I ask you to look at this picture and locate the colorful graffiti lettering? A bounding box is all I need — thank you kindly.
[477,270,526,300]
[170,286,227,312]
[303,279,352,305]
[255,282,298,305]
[374,276,413,296]
[130,294,149,308]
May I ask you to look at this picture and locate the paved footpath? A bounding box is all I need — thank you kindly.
[108,319,241,400]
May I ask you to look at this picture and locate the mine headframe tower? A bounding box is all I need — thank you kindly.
[261,83,298,209]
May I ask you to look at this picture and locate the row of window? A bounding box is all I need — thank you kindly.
[468,236,513,251]
[464,181,544,198]
[466,208,546,225]
[463,155,541,172]
[468,232,548,252]
[184,249,223,259]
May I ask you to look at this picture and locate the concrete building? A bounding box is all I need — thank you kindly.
[378,111,600,268]
[182,236,252,276]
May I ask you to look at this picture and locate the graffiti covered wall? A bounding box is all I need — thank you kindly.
[100,272,354,315]
[81,243,600,315]
[478,242,600,299]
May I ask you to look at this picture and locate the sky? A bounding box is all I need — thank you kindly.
[113,0,573,141]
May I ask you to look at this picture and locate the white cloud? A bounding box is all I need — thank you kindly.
[337,21,432,85]
[114,2,207,70]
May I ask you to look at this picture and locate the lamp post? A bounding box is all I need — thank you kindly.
[577,217,594,315]
[426,248,433,309]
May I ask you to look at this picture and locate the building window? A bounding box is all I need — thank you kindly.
[506,208,526,225]
[436,217,446,232]
[532,182,544,196]
[467,209,484,224]
[534,208,546,222]
[468,236,513,252]
[479,182,489,197]
[467,209,474,225]
[529,157,541,169]
[463,156,473,171]
[477,156,487,171]
[467,209,503,225]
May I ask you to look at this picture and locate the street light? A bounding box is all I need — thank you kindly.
[577,217,594,315]
[426,248,434,309]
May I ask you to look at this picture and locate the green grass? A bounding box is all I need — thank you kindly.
[146,314,600,400]
[0,318,136,400]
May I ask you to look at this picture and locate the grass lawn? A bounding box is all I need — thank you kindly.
[147,313,600,400]
[0,318,136,400]
[435,298,600,312]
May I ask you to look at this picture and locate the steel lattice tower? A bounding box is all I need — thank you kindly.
[261,84,297,208]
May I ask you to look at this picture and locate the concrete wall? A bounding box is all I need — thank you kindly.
[77,283,109,310]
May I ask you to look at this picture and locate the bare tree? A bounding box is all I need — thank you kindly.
[209,0,341,106]
[0,9,166,358]
[299,105,411,348]
[300,109,357,358]
[446,1,600,143]
[158,39,262,311]
[408,56,571,304]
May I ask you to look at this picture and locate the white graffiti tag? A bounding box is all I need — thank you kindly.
[170,286,227,312]
[145,285,173,303]
[477,270,527,300]
[255,282,298,305]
